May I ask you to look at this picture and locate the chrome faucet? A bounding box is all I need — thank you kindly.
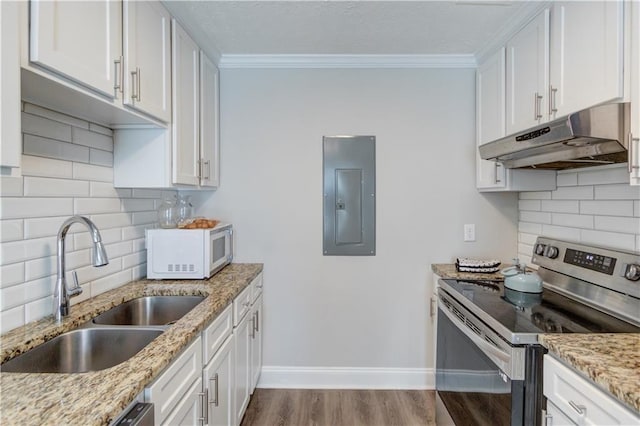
[54,216,109,322]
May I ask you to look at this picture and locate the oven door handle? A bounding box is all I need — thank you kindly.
[438,299,513,376]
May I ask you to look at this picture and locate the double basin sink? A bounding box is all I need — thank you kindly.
[1,296,205,374]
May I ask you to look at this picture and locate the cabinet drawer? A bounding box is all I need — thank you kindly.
[543,355,639,425]
[251,273,263,303]
[146,336,202,424]
[203,304,233,365]
[233,284,252,326]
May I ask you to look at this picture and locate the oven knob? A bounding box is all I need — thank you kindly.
[545,319,559,332]
[544,246,559,259]
[624,264,640,281]
[534,243,546,255]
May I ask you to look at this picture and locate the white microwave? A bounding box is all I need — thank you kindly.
[146,224,233,279]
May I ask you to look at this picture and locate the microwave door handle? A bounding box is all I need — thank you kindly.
[438,298,512,371]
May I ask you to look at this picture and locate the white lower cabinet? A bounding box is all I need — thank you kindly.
[162,377,204,426]
[145,278,263,426]
[544,354,640,425]
[204,335,235,426]
[233,307,252,424]
[145,337,203,424]
[250,294,263,393]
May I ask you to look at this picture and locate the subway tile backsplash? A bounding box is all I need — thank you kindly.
[0,103,174,334]
[518,165,640,265]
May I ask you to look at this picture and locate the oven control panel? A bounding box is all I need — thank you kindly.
[564,248,616,275]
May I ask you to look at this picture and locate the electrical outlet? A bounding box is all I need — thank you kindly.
[464,224,476,242]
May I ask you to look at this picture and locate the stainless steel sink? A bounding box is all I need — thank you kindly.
[92,296,205,326]
[1,328,162,373]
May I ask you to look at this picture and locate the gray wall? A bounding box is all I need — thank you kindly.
[192,67,519,387]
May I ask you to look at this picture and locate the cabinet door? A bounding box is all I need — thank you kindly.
[172,20,200,186]
[549,1,624,119]
[234,312,252,425]
[630,1,640,185]
[250,295,263,394]
[123,0,171,122]
[29,0,122,98]
[546,401,576,426]
[162,377,204,426]
[204,335,235,426]
[146,337,202,423]
[506,9,549,135]
[0,0,21,168]
[199,52,221,188]
[476,48,507,189]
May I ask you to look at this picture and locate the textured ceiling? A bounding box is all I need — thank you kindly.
[163,1,533,57]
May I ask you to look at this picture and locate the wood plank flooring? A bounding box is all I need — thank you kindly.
[240,389,437,426]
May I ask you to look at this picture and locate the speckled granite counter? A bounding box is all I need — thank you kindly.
[0,263,262,426]
[539,334,640,413]
[431,263,505,281]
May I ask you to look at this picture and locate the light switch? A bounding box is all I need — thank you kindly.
[464,224,476,242]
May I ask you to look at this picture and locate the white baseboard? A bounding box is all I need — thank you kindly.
[257,366,435,390]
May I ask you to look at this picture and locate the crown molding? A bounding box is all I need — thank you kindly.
[218,54,477,69]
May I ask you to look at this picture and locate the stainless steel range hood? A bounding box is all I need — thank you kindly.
[479,103,630,170]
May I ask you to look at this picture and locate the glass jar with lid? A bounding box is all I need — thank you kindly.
[157,198,177,228]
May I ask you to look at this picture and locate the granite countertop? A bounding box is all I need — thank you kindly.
[0,263,263,426]
[539,334,640,413]
[431,263,505,281]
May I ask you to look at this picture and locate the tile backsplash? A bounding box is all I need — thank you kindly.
[518,165,640,266]
[0,103,174,333]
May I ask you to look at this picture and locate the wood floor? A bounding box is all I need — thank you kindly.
[240,389,437,426]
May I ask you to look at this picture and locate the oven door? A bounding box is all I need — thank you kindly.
[436,293,525,426]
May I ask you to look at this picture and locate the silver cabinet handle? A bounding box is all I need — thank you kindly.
[204,160,211,180]
[548,85,557,116]
[494,162,502,184]
[534,92,543,120]
[250,314,256,338]
[254,310,259,332]
[130,67,141,101]
[198,159,203,179]
[198,389,208,425]
[113,56,123,95]
[568,400,586,415]
[629,133,640,173]
[210,373,219,407]
[429,295,436,318]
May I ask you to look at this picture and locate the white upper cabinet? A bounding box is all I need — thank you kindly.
[631,1,640,185]
[123,0,172,122]
[1,0,21,169]
[477,48,507,189]
[172,20,200,187]
[549,1,624,119]
[200,52,221,188]
[506,9,549,135]
[30,0,122,98]
[476,48,556,192]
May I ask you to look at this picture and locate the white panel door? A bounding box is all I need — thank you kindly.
[30,0,121,98]
[162,377,203,426]
[204,336,235,426]
[250,295,263,393]
[123,0,171,122]
[234,312,251,425]
[476,47,507,190]
[172,20,200,186]
[0,0,21,168]
[630,1,640,185]
[199,52,221,188]
[506,9,549,135]
[549,1,624,119]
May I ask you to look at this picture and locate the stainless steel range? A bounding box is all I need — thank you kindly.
[435,237,640,426]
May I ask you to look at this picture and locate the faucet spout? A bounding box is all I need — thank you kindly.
[54,216,109,322]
